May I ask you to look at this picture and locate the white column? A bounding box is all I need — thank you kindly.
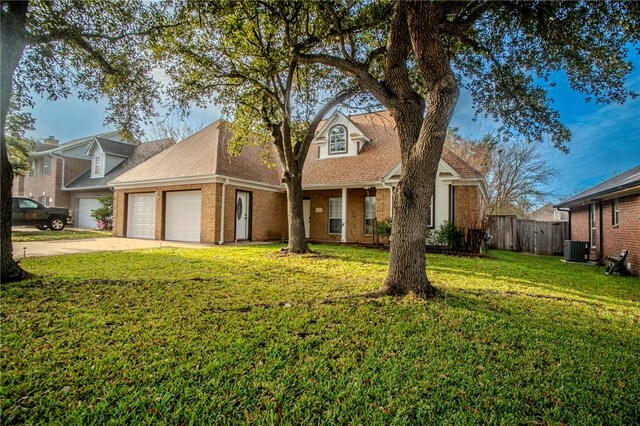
[218,181,227,244]
[389,186,394,219]
[341,187,347,242]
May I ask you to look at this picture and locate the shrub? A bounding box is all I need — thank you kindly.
[433,220,464,250]
[90,195,113,230]
[374,217,392,244]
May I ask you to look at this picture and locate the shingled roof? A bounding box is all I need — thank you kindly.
[67,138,175,190]
[111,111,484,188]
[555,165,640,208]
[110,121,282,186]
[302,110,484,186]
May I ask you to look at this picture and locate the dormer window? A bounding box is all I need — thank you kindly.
[92,153,104,178]
[329,125,347,154]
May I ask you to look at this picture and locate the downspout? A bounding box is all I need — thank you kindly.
[218,178,228,245]
[598,201,603,261]
[557,207,570,240]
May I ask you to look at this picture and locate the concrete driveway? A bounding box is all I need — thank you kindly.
[13,237,213,259]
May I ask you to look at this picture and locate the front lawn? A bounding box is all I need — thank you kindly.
[11,229,113,242]
[2,246,639,424]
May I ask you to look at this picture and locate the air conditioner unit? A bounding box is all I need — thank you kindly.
[564,240,589,262]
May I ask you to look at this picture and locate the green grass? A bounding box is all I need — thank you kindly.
[2,245,639,425]
[11,229,113,242]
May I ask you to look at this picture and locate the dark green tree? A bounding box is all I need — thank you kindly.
[153,1,356,253]
[1,0,165,282]
[290,0,639,296]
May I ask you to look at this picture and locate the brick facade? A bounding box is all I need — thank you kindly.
[223,184,288,242]
[12,157,68,207]
[569,195,640,274]
[114,182,487,247]
[303,188,378,243]
[453,185,485,230]
[114,183,287,244]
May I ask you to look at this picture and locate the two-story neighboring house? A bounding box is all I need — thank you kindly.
[109,110,487,244]
[13,131,174,227]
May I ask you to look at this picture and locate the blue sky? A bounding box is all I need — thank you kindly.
[26,59,639,204]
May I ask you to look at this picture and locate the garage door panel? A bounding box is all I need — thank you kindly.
[77,198,102,228]
[127,193,156,239]
[165,191,201,242]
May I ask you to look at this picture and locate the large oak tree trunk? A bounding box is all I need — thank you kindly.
[1,1,29,283]
[381,2,459,297]
[284,173,309,253]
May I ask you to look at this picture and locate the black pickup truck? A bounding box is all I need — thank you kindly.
[12,197,71,231]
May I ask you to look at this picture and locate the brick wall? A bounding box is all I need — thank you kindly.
[453,185,484,230]
[303,188,377,243]
[375,188,391,221]
[64,158,91,185]
[601,195,640,275]
[13,157,68,207]
[223,184,288,242]
[569,205,600,260]
[115,183,287,243]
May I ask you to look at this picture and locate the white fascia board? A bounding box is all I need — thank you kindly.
[302,181,381,190]
[62,185,111,192]
[382,163,402,182]
[314,111,347,140]
[110,174,285,193]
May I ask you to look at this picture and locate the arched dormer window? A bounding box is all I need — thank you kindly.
[329,125,347,154]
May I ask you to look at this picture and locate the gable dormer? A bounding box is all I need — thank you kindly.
[91,145,105,178]
[85,138,133,178]
[313,111,370,159]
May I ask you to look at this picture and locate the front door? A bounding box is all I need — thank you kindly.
[235,191,250,240]
[303,199,311,238]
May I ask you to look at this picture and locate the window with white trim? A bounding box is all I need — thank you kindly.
[28,160,35,177]
[92,154,104,177]
[364,196,376,235]
[612,198,619,226]
[329,125,347,154]
[590,204,597,247]
[328,197,342,234]
[42,157,50,176]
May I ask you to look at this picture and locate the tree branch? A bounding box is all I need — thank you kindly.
[295,87,358,163]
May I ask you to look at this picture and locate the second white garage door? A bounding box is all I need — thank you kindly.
[76,198,101,228]
[127,193,156,239]
[165,191,201,242]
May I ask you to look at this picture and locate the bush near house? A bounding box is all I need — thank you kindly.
[2,245,638,424]
[89,195,113,230]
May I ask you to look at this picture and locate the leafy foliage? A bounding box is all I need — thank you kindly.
[10,1,167,139]
[2,246,639,423]
[432,220,464,250]
[89,195,114,230]
[6,135,33,177]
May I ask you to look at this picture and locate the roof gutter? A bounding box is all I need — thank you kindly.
[219,178,229,245]
[555,181,640,208]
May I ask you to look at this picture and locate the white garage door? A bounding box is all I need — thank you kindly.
[127,193,156,239]
[165,191,201,242]
[76,198,101,228]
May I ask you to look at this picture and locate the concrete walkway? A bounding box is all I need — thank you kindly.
[13,237,214,259]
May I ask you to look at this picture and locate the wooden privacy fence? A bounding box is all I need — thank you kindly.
[487,215,569,255]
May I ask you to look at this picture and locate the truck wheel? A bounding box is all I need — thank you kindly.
[35,224,48,230]
[48,218,66,231]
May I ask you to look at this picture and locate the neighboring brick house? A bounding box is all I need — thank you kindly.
[13,131,174,227]
[110,110,487,245]
[556,165,640,275]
